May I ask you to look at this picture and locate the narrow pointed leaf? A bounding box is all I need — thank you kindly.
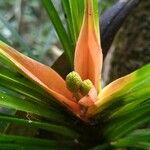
[105,100,150,139]
[42,0,74,68]
[0,134,79,149]
[0,92,65,122]
[62,0,84,45]
[0,67,59,108]
[112,129,150,149]
[0,113,79,139]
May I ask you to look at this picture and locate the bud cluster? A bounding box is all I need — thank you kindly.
[66,71,93,100]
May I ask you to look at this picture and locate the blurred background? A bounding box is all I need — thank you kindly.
[0,0,115,64]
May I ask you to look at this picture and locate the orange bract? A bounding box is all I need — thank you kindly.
[74,0,103,91]
[0,42,81,114]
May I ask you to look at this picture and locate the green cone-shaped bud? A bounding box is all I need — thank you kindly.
[80,79,93,96]
[66,71,82,92]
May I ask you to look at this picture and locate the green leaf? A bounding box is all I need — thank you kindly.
[61,0,84,45]
[0,53,17,69]
[105,100,150,140]
[0,55,79,126]
[92,64,150,141]
[112,129,150,149]
[90,143,110,150]
[0,113,79,139]
[0,134,78,150]
[0,55,65,111]
[0,66,57,108]
[0,91,65,123]
[42,0,74,68]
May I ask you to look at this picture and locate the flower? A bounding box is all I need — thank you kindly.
[0,0,133,120]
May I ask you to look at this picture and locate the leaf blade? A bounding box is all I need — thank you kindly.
[42,0,74,68]
[0,113,79,139]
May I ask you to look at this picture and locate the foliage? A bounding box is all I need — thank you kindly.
[0,0,149,149]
